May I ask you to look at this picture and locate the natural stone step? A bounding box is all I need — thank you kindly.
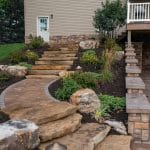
[126,66,141,76]
[39,113,82,142]
[32,65,71,70]
[4,101,77,125]
[26,75,58,79]
[40,123,111,150]
[35,60,74,65]
[29,70,64,75]
[95,135,132,150]
[44,51,77,55]
[42,53,76,57]
[126,77,145,90]
[39,57,78,61]
[126,93,150,113]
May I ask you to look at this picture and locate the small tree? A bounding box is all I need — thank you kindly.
[93,0,126,38]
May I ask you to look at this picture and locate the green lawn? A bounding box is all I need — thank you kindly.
[0,43,24,62]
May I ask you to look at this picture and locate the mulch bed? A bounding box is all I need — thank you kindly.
[48,47,127,135]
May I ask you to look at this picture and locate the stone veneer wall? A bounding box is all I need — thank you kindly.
[25,34,97,45]
[125,44,150,144]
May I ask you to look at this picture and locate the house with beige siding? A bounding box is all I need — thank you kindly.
[24,0,109,44]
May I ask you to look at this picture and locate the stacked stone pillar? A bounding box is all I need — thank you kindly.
[125,45,150,144]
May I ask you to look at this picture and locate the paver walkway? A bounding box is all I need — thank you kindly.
[0,78,55,109]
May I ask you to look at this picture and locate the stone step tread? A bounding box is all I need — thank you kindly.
[39,113,82,142]
[42,54,76,57]
[44,50,78,54]
[125,58,138,63]
[26,75,58,79]
[126,66,141,74]
[126,93,150,113]
[35,60,74,65]
[32,65,71,70]
[95,135,132,150]
[40,123,111,150]
[126,77,145,89]
[29,70,64,75]
[5,101,77,125]
[39,57,78,61]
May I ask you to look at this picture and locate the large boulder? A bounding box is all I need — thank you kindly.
[6,65,28,77]
[79,40,99,50]
[70,88,100,114]
[0,119,40,150]
[0,65,28,77]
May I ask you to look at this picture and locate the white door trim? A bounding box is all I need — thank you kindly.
[37,16,50,42]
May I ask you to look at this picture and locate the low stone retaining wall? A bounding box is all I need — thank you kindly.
[125,45,150,144]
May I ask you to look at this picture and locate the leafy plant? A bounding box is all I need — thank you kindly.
[9,51,25,64]
[93,94,125,121]
[94,0,127,37]
[69,72,101,89]
[28,35,44,49]
[18,62,32,70]
[25,51,39,63]
[80,50,99,65]
[0,72,11,81]
[55,78,81,101]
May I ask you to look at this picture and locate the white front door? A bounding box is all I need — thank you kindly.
[37,17,49,42]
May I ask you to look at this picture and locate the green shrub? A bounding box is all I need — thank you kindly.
[94,94,125,120]
[9,51,25,64]
[19,62,33,70]
[0,72,11,81]
[80,50,99,65]
[69,72,100,89]
[100,94,125,113]
[55,78,81,101]
[28,35,44,49]
[25,51,39,63]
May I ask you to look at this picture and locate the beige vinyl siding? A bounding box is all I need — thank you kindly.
[24,0,107,38]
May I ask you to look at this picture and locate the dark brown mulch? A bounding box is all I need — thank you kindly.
[48,48,127,132]
[95,58,126,97]
[0,76,24,94]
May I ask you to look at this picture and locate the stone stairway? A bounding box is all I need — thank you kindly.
[27,47,78,79]
[4,101,82,143]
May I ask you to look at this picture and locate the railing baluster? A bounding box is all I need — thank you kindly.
[128,2,150,23]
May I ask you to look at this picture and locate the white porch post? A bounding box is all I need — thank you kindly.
[128,30,132,47]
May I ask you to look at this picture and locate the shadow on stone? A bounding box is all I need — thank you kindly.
[45,143,67,150]
[0,111,10,123]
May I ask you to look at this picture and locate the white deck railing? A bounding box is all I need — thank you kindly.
[127,2,150,23]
